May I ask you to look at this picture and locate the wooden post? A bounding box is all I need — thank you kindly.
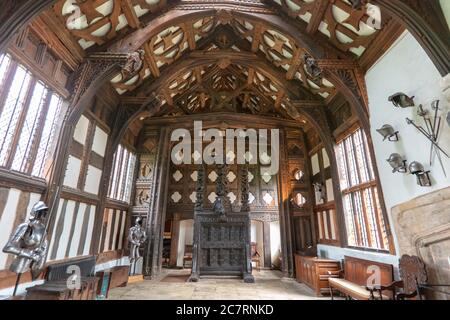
[262,221,271,268]
[169,214,181,267]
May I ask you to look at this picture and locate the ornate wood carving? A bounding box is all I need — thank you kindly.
[0,0,57,53]
[399,254,428,295]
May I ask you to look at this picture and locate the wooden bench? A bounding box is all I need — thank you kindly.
[328,256,394,300]
[26,256,98,300]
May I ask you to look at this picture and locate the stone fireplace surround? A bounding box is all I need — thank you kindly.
[391,186,450,299]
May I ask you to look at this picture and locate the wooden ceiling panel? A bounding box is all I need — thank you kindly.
[40,0,402,126]
[269,0,384,57]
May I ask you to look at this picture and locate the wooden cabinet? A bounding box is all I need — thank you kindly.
[295,255,341,296]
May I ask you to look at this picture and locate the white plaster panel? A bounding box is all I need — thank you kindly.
[111,210,121,250]
[0,189,21,269]
[326,178,334,202]
[103,209,114,252]
[83,205,96,256]
[91,126,108,157]
[311,153,320,176]
[322,148,330,168]
[56,200,76,260]
[47,199,64,261]
[118,212,127,250]
[68,203,86,258]
[73,115,90,145]
[63,156,81,189]
[330,210,337,240]
[84,165,102,195]
[323,212,329,239]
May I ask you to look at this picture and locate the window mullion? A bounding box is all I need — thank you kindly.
[5,78,36,169]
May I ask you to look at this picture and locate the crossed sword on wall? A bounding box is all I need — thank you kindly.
[406,100,449,177]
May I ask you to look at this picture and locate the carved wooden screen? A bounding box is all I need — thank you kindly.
[196,215,251,276]
[167,127,280,223]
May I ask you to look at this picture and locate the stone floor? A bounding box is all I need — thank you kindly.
[108,269,331,300]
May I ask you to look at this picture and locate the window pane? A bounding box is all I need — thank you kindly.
[343,194,357,247]
[124,153,137,203]
[0,54,11,91]
[0,66,32,166]
[119,149,130,201]
[12,81,48,172]
[108,144,137,204]
[354,129,371,184]
[337,143,349,190]
[363,131,376,180]
[344,136,359,187]
[32,93,63,177]
[108,151,117,197]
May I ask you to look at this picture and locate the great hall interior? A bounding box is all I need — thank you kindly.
[0,0,449,301]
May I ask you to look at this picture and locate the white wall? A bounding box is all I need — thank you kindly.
[270,221,281,265]
[177,219,194,267]
[251,220,264,265]
[365,31,450,253]
[440,0,450,29]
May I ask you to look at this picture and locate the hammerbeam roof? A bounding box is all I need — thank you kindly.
[44,0,400,118]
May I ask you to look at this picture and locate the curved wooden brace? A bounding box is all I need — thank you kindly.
[138,51,305,100]
[108,8,327,58]
[127,49,371,137]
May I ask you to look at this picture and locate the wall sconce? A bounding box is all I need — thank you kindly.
[376,124,399,141]
[409,161,432,187]
[387,153,407,173]
[388,93,415,108]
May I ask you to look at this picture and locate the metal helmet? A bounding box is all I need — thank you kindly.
[409,161,425,175]
[135,216,143,225]
[30,201,49,219]
[376,124,395,140]
[388,92,415,108]
[387,153,405,172]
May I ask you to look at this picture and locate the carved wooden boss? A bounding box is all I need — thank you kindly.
[190,163,254,283]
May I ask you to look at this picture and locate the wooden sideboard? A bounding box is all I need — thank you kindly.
[294,255,341,296]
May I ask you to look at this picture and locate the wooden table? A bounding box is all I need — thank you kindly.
[294,255,341,296]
